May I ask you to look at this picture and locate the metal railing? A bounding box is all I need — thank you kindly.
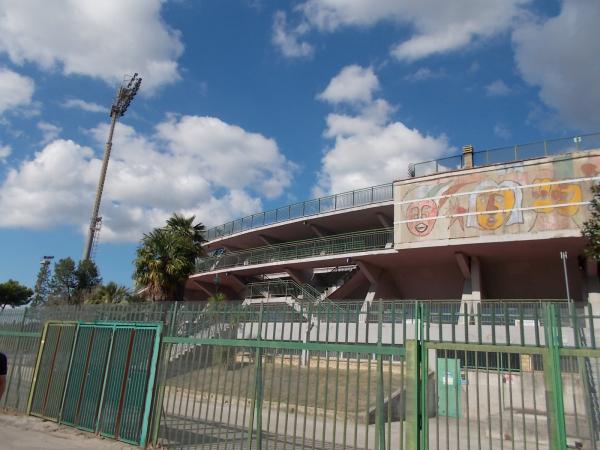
[195,227,394,273]
[245,280,321,303]
[3,301,600,449]
[202,183,393,242]
[413,131,600,177]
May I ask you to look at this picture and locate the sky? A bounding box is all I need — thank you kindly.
[0,0,599,289]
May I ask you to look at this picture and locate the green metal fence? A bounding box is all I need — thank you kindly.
[2,300,600,449]
[27,320,162,446]
[196,228,394,274]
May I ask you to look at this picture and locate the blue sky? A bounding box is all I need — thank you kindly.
[0,0,598,289]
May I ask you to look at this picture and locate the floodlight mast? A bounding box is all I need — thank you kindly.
[82,73,142,261]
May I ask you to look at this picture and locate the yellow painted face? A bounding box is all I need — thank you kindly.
[475,189,516,230]
[532,178,582,216]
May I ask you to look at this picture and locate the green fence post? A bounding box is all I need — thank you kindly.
[150,302,178,446]
[543,304,567,450]
[405,339,419,449]
[418,303,429,450]
[407,303,428,450]
[247,303,264,450]
[3,307,28,409]
[375,299,386,450]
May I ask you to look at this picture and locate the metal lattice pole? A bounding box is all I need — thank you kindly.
[83,73,142,261]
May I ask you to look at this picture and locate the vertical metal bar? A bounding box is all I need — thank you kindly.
[28,321,50,414]
[93,324,114,432]
[507,353,515,450]
[376,299,386,450]
[254,304,265,450]
[3,308,28,409]
[139,324,162,447]
[321,303,332,448]
[419,304,429,450]
[405,340,419,449]
[543,304,567,450]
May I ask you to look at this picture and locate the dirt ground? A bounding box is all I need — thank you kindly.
[0,411,138,450]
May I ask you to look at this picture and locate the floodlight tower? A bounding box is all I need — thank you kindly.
[83,73,142,261]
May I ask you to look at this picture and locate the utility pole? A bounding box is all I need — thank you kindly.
[560,250,572,310]
[32,255,54,306]
[83,73,142,261]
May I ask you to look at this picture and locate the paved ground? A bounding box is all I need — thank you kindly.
[0,411,139,450]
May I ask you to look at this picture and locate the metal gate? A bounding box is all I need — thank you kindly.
[28,321,162,446]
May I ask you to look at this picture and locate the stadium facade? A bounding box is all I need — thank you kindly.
[185,133,600,311]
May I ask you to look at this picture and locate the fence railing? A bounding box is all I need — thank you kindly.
[2,301,600,450]
[413,131,600,177]
[202,183,393,242]
[196,227,394,273]
[245,280,321,302]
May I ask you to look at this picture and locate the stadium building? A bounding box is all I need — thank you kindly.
[185,132,600,312]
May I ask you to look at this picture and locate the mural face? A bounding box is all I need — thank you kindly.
[532,178,582,216]
[468,180,522,230]
[406,199,438,236]
[394,152,600,245]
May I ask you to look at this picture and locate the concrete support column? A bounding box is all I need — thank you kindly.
[456,253,482,324]
[586,258,600,313]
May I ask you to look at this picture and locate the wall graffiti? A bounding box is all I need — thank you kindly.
[466,180,523,230]
[394,152,600,243]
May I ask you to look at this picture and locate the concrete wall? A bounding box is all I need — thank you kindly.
[394,150,600,247]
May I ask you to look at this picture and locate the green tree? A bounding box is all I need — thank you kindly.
[0,279,33,310]
[583,184,600,260]
[31,260,52,306]
[134,214,205,301]
[85,282,131,304]
[49,257,78,304]
[75,259,102,300]
[48,258,102,304]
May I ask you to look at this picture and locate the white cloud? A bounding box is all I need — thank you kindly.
[513,0,600,129]
[0,0,183,92]
[0,67,34,114]
[315,66,451,194]
[291,0,530,60]
[317,65,379,104]
[485,79,511,96]
[272,11,313,58]
[37,121,62,145]
[493,123,511,139]
[404,67,446,82]
[155,115,296,199]
[0,144,10,161]
[62,98,105,114]
[0,116,295,242]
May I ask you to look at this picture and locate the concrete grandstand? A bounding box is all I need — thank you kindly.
[185,132,600,312]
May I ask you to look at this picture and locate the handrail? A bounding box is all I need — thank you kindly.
[245,280,319,303]
[412,131,600,177]
[202,183,393,242]
[195,228,394,274]
[202,132,600,244]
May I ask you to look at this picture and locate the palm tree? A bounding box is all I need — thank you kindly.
[85,282,131,304]
[134,214,206,301]
[166,213,206,249]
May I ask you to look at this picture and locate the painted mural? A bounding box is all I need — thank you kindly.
[394,152,600,245]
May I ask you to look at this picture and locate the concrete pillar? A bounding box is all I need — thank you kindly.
[586,258,600,313]
[360,284,377,323]
[456,253,482,324]
[462,144,474,169]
